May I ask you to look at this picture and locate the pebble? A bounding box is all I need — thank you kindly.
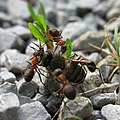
[73,0,100,17]
[107,8,120,20]
[63,96,93,119]
[72,31,104,52]
[0,49,29,74]
[0,71,16,83]
[0,82,17,95]
[6,25,31,39]
[0,0,7,12]
[62,21,88,40]
[87,52,103,64]
[0,12,13,23]
[7,0,30,19]
[18,95,34,105]
[18,81,38,98]
[92,0,113,18]
[0,92,20,120]
[18,101,51,120]
[0,28,25,53]
[86,110,103,120]
[101,104,120,120]
[90,93,115,109]
[83,72,102,91]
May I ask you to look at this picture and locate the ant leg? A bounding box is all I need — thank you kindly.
[37,67,49,79]
[53,44,59,55]
[32,41,40,47]
[96,67,105,84]
[35,68,47,88]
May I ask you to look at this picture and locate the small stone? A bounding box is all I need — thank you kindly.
[87,52,103,64]
[107,8,120,20]
[62,21,88,40]
[0,92,20,120]
[18,101,51,120]
[92,0,113,17]
[57,11,68,26]
[0,71,16,83]
[101,104,120,120]
[46,94,63,116]
[46,7,57,26]
[0,67,9,72]
[0,0,8,12]
[34,94,48,106]
[0,28,25,53]
[86,110,103,120]
[7,0,30,19]
[0,49,29,74]
[111,73,120,84]
[73,0,100,16]
[63,96,93,119]
[0,77,4,85]
[18,81,38,98]
[57,3,76,16]
[90,93,115,109]
[0,82,17,95]
[0,12,13,23]
[72,31,105,52]
[18,95,34,105]
[84,13,105,30]
[6,25,31,39]
[83,72,102,91]
[100,58,114,82]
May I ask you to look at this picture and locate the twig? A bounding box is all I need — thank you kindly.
[78,83,118,97]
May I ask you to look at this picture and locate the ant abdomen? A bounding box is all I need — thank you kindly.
[63,85,76,100]
[23,68,34,82]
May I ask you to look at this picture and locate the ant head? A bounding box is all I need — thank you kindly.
[87,61,96,72]
[49,29,61,37]
[63,85,76,100]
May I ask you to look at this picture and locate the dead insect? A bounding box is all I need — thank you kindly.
[65,62,86,84]
[48,55,66,71]
[42,51,53,67]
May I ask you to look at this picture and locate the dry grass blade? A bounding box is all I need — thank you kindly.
[89,43,110,55]
[108,66,119,82]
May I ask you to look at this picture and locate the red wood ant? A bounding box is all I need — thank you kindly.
[22,42,49,86]
[53,68,76,100]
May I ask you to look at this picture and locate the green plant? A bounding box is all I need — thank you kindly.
[90,18,120,81]
[27,2,72,57]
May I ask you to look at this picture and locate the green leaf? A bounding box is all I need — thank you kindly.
[34,21,44,33]
[28,22,46,43]
[63,38,73,57]
[36,1,46,20]
[27,3,36,20]
[36,15,46,32]
[114,24,119,56]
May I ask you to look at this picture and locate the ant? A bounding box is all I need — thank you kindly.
[53,68,76,100]
[46,26,66,54]
[22,42,49,87]
[69,54,104,84]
